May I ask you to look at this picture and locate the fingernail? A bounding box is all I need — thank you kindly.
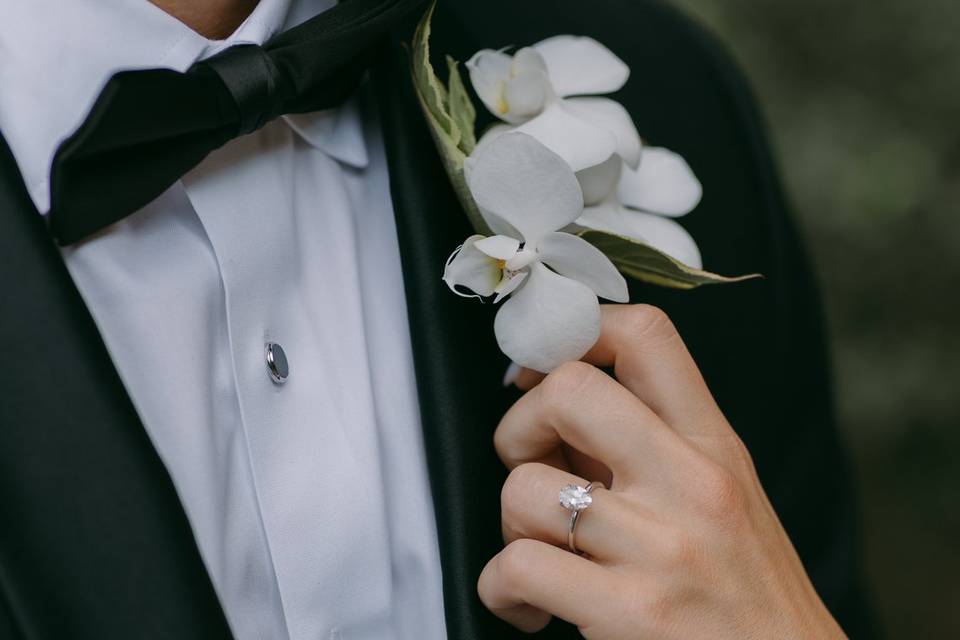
[502,362,522,387]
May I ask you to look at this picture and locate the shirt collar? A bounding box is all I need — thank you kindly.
[0,0,360,215]
[285,105,370,170]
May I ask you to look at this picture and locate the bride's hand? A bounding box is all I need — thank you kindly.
[480,305,847,639]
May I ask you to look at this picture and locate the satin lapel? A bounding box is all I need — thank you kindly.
[0,136,232,639]
[373,16,534,640]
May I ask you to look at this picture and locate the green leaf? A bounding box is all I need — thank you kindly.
[411,2,457,145]
[410,2,490,234]
[579,230,762,289]
[446,55,477,155]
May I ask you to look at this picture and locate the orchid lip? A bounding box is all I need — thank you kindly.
[505,248,538,271]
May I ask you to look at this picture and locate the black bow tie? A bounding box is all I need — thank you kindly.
[48,0,426,246]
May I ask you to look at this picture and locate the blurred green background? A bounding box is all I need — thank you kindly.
[670,0,960,636]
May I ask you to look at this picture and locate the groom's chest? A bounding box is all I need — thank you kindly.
[56,103,442,637]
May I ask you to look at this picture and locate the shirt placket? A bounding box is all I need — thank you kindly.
[181,120,394,639]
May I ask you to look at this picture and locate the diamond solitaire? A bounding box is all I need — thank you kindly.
[559,484,594,511]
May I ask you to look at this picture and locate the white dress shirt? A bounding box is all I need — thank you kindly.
[0,1,448,639]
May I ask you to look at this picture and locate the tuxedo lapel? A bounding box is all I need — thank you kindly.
[374,4,594,636]
[0,136,232,639]
[372,19,541,640]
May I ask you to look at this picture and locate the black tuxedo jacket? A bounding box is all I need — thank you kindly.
[0,1,874,638]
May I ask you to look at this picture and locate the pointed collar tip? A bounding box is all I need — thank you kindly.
[283,101,370,170]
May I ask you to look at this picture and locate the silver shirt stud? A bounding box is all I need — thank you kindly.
[265,342,289,384]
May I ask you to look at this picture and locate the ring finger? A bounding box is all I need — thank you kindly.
[501,462,654,562]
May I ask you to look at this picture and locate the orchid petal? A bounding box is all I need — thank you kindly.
[516,102,617,172]
[536,232,628,302]
[494,263,601,372]
[533,35,629,98]
[466,48,551,124]
[577,197,631,236]
[466,49,518,122]
[619,210,703,269]
[512,47,549,75]
[493,270,528,303]
[472,123,513,158]
[576,155,623,207]
[467,126,526,238]
[442,235,501,297]
[503,70,551,120]
[475,235,520,260]
[619,147,702,217]
[502,361,523,386]
[578,199,703,269]
[475,205,524,240]
[466,132,584,243]
[564,98,642,169]
[505,249,538,272]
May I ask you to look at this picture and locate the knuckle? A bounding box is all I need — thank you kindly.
[500,463,541,521]
[658,530,701,571]
[491,424,510,464]
[497,539,541,589]
[726,437,757,476]
[476,559,499,604]
[621,304,678,345]
[539,360,598,407]
[694,463,745,522]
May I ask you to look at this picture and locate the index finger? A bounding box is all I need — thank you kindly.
[586,305,728,438]
[495,360,694,486]
[514,305,728,440]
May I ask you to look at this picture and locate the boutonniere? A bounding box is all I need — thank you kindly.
[410,4,757,373]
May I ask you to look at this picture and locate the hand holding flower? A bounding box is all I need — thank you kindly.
[480,305,848,639]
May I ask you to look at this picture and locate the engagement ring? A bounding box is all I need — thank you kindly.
[559,481,604,555]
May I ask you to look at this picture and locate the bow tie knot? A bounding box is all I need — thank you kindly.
[203,45,285,137]
[47,0,427,246]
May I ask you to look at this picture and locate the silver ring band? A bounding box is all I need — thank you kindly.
[561,481,604,555]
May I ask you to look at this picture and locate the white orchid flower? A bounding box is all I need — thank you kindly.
[443,132,628,373]
[473,128,704,269]
[576,149,705,269]
[467,36,703,268]
[467,36,640,173]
